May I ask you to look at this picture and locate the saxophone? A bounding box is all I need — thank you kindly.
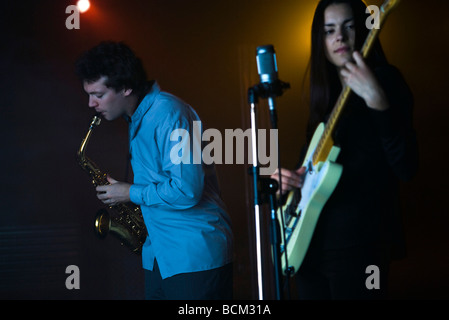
[77,115,148,254]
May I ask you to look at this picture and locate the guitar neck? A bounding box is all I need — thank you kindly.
[311,0,400,166]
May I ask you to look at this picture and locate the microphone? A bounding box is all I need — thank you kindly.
[256,45,278,84]
[253,44,289,127]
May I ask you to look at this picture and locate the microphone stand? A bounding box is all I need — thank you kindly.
[248,87,265,300]
[248,79,290,300]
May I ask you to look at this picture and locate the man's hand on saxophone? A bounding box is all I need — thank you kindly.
[96,175,131,206]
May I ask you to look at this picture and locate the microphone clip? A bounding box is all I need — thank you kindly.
[251,80,290,100]
[248,80,290,104]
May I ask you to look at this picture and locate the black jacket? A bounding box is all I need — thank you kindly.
[305,65,418,258]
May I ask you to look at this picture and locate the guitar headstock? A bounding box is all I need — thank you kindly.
[380,0,401,15]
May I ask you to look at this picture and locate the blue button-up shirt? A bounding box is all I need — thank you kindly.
[128,82,233,279]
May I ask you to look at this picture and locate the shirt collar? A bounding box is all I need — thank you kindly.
[128,80,160,123]
[128,81,160,140]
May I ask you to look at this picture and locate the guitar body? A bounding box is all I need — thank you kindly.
[278,123,343,274]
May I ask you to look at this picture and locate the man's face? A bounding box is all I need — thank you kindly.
[83,76,132,120]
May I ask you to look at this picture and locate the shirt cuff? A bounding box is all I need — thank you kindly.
[129,184,146,206]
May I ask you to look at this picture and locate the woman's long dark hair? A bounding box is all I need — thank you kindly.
[306,0,388,142]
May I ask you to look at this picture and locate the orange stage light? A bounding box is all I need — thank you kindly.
[77,0,90,13]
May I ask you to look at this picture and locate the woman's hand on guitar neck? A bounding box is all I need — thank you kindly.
[340,51,389,111]
[270,167,306,195]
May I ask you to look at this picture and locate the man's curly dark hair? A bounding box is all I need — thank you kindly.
[75,41,149,96]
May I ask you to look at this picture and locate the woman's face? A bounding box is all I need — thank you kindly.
[323,3,356,68]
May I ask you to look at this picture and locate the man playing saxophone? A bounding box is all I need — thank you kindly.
[75,41,233,300]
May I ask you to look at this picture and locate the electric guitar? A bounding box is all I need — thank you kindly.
[277,0,401,275]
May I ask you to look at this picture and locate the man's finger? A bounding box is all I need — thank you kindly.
[107,175,118,184]
[97,192,108,200]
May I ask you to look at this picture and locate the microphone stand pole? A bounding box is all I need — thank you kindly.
[265,83,289,300]
[248,87,264,300]
[248,80,290,300]
[267,94,283,300]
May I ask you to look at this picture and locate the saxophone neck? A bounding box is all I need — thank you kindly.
[78,115,102,160]
[78,115,106,186]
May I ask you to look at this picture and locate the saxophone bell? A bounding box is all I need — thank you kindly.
[94,208,111,238]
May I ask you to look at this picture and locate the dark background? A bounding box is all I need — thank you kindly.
[0,0,448,299]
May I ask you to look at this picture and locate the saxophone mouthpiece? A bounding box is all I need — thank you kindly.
[91,114,102,127]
